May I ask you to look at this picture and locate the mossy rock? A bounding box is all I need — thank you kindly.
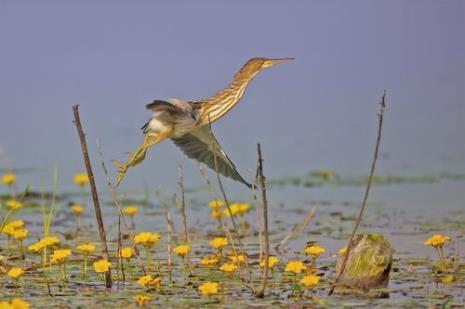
[336,233,393,291]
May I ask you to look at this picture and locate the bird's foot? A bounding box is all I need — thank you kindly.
[112,147,149,187]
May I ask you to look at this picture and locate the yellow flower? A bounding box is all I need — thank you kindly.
[0,298,30,309]
[210,237,228,250]
[0,301,11,309]
[137,275,153,287]
[173,245,190,257]
[285,260,306,274]
[134,232,161,247]
[239,203,250,214]
[219,263,237,273]
[208,200,225,209]
[93,259,111,273]
[51,249,71,264]
[73,173,89,188]
[1,173,16,186]
[6,200,23,211]
[229,254,246,264]
[424,234,451,247]
[123,206,138,217]
[118,247,133,259]
[28,241,45,253]
[70,204,84,215]
[12,228,28,240]
[260,256,279,269]
[200,256,218,266]
[300,274,320,288]
[7,267,24,279]
[304,245,326,258]
[210,210,222,221]
[11,298,30,309]
[223,203,240,217]
[3,220,24,230]
[76,243,96,254]
[137,275,161,288]
[337,246,347,256]
[40,236,60,247]
[198,282,218,296]
[313,169,335,179]
[134,294,151,306]
[2,220,24,236]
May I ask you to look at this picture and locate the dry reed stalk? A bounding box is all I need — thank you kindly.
[157,197,174,282]
[255,143,269,298]
[177,165,193,276]
[328,91,386,296]
[178,165,189,244]
[95,139,146,275]
[197,160,254,291]
[71,104,112,288]
[274,207,316,256]
[251,181,264,261]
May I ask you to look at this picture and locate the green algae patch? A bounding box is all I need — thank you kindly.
[336,234,393,291]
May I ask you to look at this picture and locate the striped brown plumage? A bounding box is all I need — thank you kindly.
[113,57,293,187]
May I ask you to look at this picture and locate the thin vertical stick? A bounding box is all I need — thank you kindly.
[197,160,255,292]
[328,91,386,296]
[117,214,125,283]
[177,165,193,276]
[275,207,316,256]
[178,165,189,244]
[251,181,263,262]
[155,191,175,282]
[95,139,146,275]
[71,104,112,288]
[255,143,269,298]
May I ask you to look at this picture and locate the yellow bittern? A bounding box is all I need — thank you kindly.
[113,57,293,187]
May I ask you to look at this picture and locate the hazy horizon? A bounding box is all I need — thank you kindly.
[1,1,464,193]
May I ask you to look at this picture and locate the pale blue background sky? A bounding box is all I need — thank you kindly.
[0,1,464,193]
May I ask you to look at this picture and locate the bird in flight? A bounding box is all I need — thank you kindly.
[113,57,293,187]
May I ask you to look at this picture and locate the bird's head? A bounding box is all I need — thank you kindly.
[235,57,294,79]
[248,57,294,70]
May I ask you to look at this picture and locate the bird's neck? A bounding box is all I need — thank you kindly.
[199,67,260,124]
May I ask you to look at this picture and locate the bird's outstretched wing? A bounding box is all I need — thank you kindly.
[171,126,252,188]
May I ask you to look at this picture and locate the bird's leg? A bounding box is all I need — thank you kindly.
[113,130,172,187]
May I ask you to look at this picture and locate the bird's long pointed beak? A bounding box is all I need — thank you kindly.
[262,57,294,68]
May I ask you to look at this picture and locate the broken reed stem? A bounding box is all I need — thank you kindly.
[156,192,174,282]
[178,165,189,244]
[328,91,386,296]
[251,181,264,262]
[255,143,270,298]
[197,155,255,291]
[275,207,316,257]
[205,123,245,251]
[177,165,193,276]
[71,104,112,288]
[117,214,125,283]
[95,139,146,275]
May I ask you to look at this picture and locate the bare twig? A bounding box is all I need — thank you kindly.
[177,165,193,276]
[205,119,246,255]
[178,165,189,244]
[275,207,316,256]
[117,214,125,283]
[197,143,255,292]
[251,181,263,261]
[328,91,386,296]
[71,104,112,288]
[95,139,146,275]
[255,143,270,298]
[155,191,175,282]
